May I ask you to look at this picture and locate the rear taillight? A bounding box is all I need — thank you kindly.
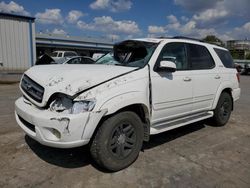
[236,72,240,83]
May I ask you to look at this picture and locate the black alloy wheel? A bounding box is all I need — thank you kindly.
[90,111,144,171]
[212,92,232,126]
[108,122,136,159]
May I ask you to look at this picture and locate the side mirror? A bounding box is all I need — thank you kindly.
[158,61,176,72]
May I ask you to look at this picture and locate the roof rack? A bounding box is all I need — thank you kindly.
[157,36,171,39]
[173,36,203,42]
[158,36,224,47]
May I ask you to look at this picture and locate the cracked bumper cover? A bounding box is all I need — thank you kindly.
[15,97,107,148]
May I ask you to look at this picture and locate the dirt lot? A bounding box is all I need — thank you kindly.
[0,76,249,188]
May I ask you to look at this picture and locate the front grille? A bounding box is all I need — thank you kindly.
[18,115,36,133]
[21,75,44,103]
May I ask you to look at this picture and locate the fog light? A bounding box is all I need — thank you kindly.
[52,128,61,139]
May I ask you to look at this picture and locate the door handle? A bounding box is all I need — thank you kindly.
[215,75,221,79]
[183,77,192,81]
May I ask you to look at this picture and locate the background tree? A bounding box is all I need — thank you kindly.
[230,49,241,59]
[202,35,224,46]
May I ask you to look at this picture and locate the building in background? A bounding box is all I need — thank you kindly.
[36,33,113,57]
[0,13,113,74]
[0,13,36,73]
[227,40,250,59]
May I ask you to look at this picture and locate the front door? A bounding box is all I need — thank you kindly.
[151,42,193,125]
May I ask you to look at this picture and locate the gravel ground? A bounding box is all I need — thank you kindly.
[0,76,249,188]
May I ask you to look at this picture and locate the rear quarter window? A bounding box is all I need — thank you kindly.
[214,48,234,68]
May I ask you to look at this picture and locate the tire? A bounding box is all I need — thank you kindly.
[90,111,144,171]
[212,92,232,126]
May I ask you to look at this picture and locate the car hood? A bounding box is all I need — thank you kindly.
[23,64,137,106]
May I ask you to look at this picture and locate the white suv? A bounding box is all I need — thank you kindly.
[15,37,240,171]
[51,51,78,63]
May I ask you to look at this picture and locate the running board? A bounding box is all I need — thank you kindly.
[150,111,213,135]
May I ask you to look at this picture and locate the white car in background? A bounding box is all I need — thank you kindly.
[60,56,95,64]
[51,51,78,64]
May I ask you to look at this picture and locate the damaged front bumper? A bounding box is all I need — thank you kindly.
[15,97,107,148]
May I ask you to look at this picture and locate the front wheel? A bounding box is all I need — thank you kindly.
[212,92,232,126]
[90,111,144,171]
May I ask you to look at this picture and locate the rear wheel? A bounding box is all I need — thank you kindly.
[90,111,144,171]
[212,92,232,126]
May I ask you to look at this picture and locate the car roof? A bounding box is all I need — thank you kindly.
[132,38,164,43]
[64,56,94,61]
[68,56,92,58]
[131,37,227,51]
[53,51,77,53]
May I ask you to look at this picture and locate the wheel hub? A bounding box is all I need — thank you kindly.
[117,134,126,144]
[220,106,225,115]
[109,123,136,158]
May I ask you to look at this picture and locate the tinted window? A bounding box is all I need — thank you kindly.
[67,57,94,64]
[188,44,214,70]
[214,48,234,68]
[82,58,94,64]
[67,57,81,64]
[159,43,188,70]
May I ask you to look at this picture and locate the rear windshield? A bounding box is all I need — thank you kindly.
[214,48,234,68]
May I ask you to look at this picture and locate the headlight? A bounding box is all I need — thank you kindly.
[71,100,96,114]
[50,95,96,114]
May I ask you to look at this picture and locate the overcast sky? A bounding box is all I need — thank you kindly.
[0,0,249,41]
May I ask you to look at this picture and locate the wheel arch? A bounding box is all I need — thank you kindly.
[92,103,150,143]
[212,87,234,111]
[116,104,150,122]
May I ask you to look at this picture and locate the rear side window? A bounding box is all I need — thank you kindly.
[188,44,215,70]
[67,57,81,64]
[214,48,234,68]
[82,58,94,64]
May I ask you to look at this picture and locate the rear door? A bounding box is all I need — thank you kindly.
[187,43,221,113]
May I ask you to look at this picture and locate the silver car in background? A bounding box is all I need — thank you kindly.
[60,56,95,64]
